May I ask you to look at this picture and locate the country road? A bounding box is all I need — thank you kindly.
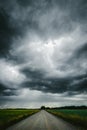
[6,110,78,130]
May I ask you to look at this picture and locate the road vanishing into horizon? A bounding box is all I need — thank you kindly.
[6,110,78,130]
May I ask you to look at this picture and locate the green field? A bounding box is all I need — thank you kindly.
[47,109,87,129]
[0,109,39,130]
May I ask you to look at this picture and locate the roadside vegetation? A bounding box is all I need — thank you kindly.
[0,108,39,130]
[47,107,87,129]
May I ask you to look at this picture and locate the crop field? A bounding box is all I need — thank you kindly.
[47,109,87,129]
[0,109,39,130]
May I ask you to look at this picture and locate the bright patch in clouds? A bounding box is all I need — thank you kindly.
[1,88,87,108]
[11,27,87,78]
[0,59,25,88]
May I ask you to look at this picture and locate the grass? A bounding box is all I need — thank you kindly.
[0,109,39,130]
[47,109,87,129]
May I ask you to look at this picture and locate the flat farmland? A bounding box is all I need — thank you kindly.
[47,109,87,129]
[0,109,39,130]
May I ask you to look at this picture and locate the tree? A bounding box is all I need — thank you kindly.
[41,106,45,110]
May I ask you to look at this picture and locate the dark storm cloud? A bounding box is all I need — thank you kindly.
[0,83,17,96]
[0,8,14,56]
[21,68,87,94]
[0,0,86,52]
[23,78,87,94]
[0,0,87,107]
[69,74,87,92]
[17,0,87,23]
[1,0,87,28]
[66,42,87,75]
[0,0,87,41]
[21,69,44,79]
[22,79,69,93]
[0,83,7,95]
[76,43,87,58]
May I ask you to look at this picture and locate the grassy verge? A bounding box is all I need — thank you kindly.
[47,109,87,129]
[0,109,39,130]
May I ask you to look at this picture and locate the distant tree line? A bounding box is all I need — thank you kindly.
[45,105,87,110]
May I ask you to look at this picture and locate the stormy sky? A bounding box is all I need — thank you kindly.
[0,0,87,108]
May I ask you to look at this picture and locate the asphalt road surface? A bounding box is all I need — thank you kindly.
[6,110,78,130]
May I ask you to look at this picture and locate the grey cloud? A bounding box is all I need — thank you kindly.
[9,31,87,95]
[0,83,7,95]
[70,75,87,92]
[0,58,26,98]
[0,0,87,107]
[21,68,87,94]
[0,89,87,108]
[76,43,87,58]
[0,8,16,57]
[66,43,87,75]
[1,0,87,41]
